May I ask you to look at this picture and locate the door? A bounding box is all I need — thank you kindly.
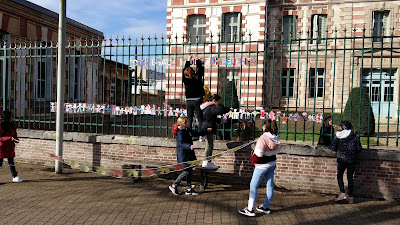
[362,69,396,117]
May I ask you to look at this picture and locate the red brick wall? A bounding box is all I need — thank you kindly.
[15,136,400,199]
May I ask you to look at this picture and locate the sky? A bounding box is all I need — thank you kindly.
[29,0,167,39]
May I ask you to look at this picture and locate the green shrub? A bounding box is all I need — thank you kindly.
[342,87,375,135]
[221,80,239,109]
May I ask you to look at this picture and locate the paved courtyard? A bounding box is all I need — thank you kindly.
[0,163,399,225]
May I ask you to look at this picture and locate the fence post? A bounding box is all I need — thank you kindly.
[55,0,66,174]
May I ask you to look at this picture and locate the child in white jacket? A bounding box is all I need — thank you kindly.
[239,119,280,217]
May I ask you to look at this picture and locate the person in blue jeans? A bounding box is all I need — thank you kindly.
[239,119,280,217]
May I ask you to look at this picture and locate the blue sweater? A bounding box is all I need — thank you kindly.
[176,127,206,165]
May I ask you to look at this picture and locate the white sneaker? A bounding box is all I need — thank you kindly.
[335,192,347,201]
[202,160,208,167]
[4,158,8,162]
[13,176,23,182]
[199,136,205,142]
[205,162,219,170]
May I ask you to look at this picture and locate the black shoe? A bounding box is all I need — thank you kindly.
[185,188,199,196]
[169,186,179,195]
[256,205,271,214]
[239,208,256,217]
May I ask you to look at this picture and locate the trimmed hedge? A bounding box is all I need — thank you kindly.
[343,87,375,135]
[221,80,239,109]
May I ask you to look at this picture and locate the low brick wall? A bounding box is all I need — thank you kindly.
[15,129,400,199]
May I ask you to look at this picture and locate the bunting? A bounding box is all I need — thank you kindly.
[32,141,255,179]
[51,102,325,123]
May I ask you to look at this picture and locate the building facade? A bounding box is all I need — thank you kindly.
[167,0,399,118]
[267,0,399,118]
[166,0,267,108]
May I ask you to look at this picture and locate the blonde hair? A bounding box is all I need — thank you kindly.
[177,116,188,127]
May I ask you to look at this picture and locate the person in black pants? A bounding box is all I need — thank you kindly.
[330,121,362,204]
[183,56,205,134]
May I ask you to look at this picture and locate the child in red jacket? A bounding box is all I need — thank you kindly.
[0,110,23,182]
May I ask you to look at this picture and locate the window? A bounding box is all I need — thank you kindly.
[188,15,206,43]
[222,13,241,42]
[68,50,85,102]
[373,11,389,42]
[281,69,295,97]
[34,43,52,101]
[283,16,297,44]
[0,31,10,101]
[311,15,327,44]
[309,68,324,98]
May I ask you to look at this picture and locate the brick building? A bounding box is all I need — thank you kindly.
[167,0,399,118]
[0,0,132,119]
[267,0,399,117]
[166,0,267,108]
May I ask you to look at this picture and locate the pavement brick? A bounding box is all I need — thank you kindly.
[0,163,399,225]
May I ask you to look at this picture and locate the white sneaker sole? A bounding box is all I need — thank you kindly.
[239,211,256,217]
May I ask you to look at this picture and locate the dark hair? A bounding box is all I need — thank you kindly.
[208,94,221,102]
[264,119,278,136]
[340,121,352,130]
[0,110,15,133]
[323,115,332,125]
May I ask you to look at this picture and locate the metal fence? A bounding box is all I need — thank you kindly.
[1,30,399,149]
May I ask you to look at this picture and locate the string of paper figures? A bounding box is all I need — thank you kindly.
[33,141,254,179]
[51,102,325,124]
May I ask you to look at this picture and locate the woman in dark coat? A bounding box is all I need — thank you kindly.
[0,110,23,182]
[318,115,334,146]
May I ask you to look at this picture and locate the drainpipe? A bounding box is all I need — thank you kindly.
[55,0,66,174]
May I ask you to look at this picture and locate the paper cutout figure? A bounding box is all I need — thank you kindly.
[50,102,56,112]
[49,154,60,161]
[143,169,155,176]
[302,112,308,120]
[269,111,275,120]
[112,170,123,178]
[157,168,170,174]
[34,147,44,154]
[173,164,185,170]
[168,107,174,117]
[95,166,108,175]
[78,163,90,172]
[126,170,139,177]
[293,113,299,121]
[164,106,168,117]
[260,109,265,119]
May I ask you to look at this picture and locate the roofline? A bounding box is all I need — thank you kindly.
[12,0,104,37]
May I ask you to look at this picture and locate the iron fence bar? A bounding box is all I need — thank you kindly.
[340,28,347,122]
[377,31,385,145]
[359,27,366,147]
[303,30,310,142]
[321,29,329,145]
[269,31,276,111]
[349,29,356,134]
[278,32,283,137]
[285,31,294,141]
[367,33,375,147]
[294,31,301,141]
[331,29,338,141]
[387,29,394,146]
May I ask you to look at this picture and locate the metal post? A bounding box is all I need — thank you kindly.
[55,0,66,174]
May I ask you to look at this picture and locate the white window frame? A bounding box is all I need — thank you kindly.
[373,11,389,42]
[283,15,297,44]
[34,43,52,102]
[281,69,295,98]
[0,31,11,101]
[68,50,85,102]
[188,15,206,43]
[311,14,327,44]
[309,68,325,98]
[223,13,241,43]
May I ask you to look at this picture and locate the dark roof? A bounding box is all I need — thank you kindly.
[12,0,104,37]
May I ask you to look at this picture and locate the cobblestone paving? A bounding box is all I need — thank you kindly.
[0,163,399,225]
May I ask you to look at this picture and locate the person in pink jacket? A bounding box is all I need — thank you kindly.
[239,119,280,217]
[0,110,23,182]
